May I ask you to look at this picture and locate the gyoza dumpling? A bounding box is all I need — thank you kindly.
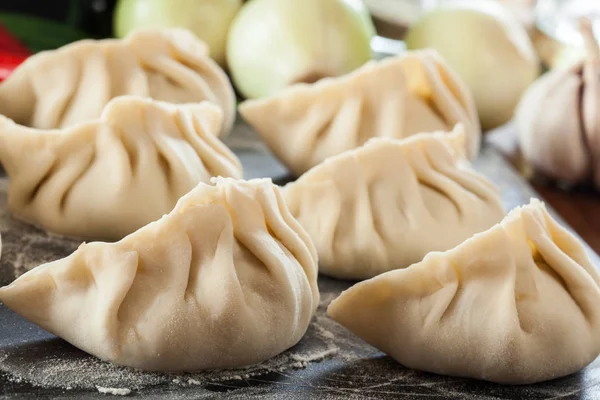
[328,199,600,384]
[0,29,235,136]
[0,178,319,371]
[0,96,242,241]
[282,126,504,280]
[239,50,480,176]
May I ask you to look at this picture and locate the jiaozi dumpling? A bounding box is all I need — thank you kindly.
[0,178,319,371]
[283,126,504,280]
[328,199,600,384]
[0,29,235,136]
[0,96,242,241]
[239,50,480,176]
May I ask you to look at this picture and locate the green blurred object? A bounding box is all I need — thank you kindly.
[0,13,87,53]
[114,0,242,65]
[0,0,118,54]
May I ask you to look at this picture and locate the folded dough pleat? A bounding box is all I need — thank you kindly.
[0,29,235,135]
[0,96,242,240]
[283,125,504,280]
[239,50,480,176]
[0,178,319,372]
[328,199,600,384]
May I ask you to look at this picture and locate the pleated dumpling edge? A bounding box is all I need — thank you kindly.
[0,177,319,372]
[0,96,242,241]
[282,125,504,280]
[327,199,600,384]
[239,49,480,177]
[0,28,236,136]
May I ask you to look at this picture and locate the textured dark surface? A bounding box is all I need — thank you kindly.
[0,124,599,399]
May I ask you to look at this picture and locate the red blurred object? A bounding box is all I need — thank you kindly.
[0,21,30,81]
[0,52,29,81]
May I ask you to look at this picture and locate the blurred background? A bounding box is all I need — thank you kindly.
[0,0,599,249]
[0,0,597,121]
[0,0,597,94]
[0,1,597,71]
[0,1,597,64]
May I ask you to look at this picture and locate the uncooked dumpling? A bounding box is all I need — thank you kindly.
[0,96,242,241]
[283,126,504,280]
[328,199,600,384]
[239,50,480,176]
[0,178,319,371]
[0,29,235,136]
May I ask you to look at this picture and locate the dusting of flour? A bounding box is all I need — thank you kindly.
[96,386,131,396]
[0,278,362,396]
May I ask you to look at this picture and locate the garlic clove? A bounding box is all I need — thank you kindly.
[585,72,600,188]
[579,19,600,188]
[516,18,600,188]
[515,64,591,184]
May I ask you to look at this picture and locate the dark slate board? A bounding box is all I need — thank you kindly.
[0,122,599,399]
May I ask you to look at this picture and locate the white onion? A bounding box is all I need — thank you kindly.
[227,0,375,99]
[406,0,540,130]
[114,0,242,65]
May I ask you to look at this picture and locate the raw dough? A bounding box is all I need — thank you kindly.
[0,96,242,240]
[283,126,504,280]
[240,50,480,176]
[328,199,600,384]
[0,178,319,371]
[0,29,235,136]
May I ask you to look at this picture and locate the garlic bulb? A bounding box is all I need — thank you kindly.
[227,0,375,99]
[516,19,599,187]
[405,0,540,130]
[114,0,242,65]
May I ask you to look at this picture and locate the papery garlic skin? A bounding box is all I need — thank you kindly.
[227,0,375,99]
[406,0,540,131]
[516,19,600,188]
[516,66,591,184]
[582,46,600,189]
[114,0,242,65]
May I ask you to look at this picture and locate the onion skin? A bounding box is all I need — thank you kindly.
[406,0,540,131]
[114,0,242,65]
[227,0,375,100]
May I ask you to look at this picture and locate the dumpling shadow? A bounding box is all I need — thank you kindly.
[273,175,295,186]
